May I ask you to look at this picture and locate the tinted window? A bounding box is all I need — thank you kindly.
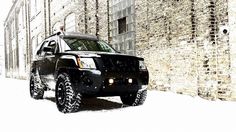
[36,40,58,57]
[36,41,48,56]
[47,40,59,54]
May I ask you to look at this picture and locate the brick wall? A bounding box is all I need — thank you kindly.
[135,0,233,100]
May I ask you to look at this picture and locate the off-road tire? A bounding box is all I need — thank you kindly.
[55,73,82,113]
[120,89,147,106]
[30,73,44,99]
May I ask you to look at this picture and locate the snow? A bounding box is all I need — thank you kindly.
[0,77,236,132]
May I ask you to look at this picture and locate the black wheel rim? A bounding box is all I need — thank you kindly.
[124,93,135,99]
[57,82,66,106]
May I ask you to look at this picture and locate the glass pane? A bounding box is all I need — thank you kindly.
[65,13,76,32]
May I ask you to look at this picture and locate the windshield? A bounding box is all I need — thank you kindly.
[62,38,116,53]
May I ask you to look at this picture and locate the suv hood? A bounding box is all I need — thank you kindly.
[64,51,143,60]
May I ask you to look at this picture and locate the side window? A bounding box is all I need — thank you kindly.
[60,38,72,51]
[36,39,59,57]
[47,40,58,54]
[36,41,48,57]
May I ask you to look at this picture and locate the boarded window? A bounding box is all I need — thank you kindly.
[118,17,126,34]
[65,13,76,32]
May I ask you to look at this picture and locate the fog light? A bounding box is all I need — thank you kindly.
[109,79,114,84]
[128,78,133,84]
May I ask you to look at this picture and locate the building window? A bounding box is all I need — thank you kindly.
[30,0,37,17]
[11,21,15,39]
[65,13,76,32]
[118,17,126,34]
[35,0,41,13]
[30,0,41,17]
[31,37,37,56]
[18,6,25,32]
[52,22,61,34]
[21,6,25,28]
[37,34,43,46]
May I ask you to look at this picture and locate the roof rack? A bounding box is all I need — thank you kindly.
[47,31,98,40]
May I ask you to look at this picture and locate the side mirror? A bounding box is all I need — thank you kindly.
[43,47,53,52]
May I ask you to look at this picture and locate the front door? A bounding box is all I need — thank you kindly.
[43,40,59,81]
[39,39,59,84]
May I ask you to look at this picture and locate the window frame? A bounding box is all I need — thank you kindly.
[36,41,49,57]
[46,40,59,55]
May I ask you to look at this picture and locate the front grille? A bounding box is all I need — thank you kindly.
[101,55,139,72]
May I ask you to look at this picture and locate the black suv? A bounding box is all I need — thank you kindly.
[30,32,149,113]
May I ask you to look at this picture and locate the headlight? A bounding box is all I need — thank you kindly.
[139,60,147,70]
[77,58,96,69]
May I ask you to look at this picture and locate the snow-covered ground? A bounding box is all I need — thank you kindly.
[0,77,236,132]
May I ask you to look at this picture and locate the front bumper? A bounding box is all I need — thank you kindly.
[70,69,149,97]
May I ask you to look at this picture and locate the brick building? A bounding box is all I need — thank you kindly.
[0,44,3,76]
[4,0,236,100]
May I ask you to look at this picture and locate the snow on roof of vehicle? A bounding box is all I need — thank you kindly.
[60,32,98,41]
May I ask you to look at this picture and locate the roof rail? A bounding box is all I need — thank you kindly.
[46,31,65,39]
